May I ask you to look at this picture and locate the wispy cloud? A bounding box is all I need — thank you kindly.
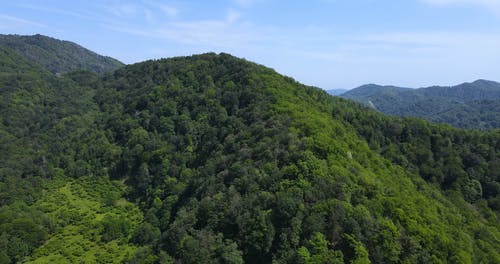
[105,1,180,24]
[342,31,500,66]
[104,9,257,48]
[95,1,500,88]
[421,0,500,12]
[19,3,107,22]
[109,3,141,17]
[0,14,47,27]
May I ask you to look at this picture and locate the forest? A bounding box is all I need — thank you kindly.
[341,81,500,129]
[0,36,499,263]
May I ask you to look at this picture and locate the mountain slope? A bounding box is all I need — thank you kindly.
[0,50,499,263]
[0,46,40,73]
[0,34,124,74]
[341,80,500,129]
[94,53,500,263]
[0,41,142,263]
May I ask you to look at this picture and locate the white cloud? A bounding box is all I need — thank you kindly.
[0,14,47,27]
[104,9,257,49]
[99,0,500,89]
[18,3,112,25]
[106,1,180,22]
[311,31,500,87]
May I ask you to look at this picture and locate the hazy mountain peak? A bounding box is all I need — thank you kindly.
[469,79,500,88]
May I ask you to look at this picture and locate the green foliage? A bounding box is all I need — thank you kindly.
[0,34,124,74]
[24,176,143,263]
[344,234,370,264]
[298,233,343,264]
[101,215,132,242]
[131,222,160,245]
[0,203,49,263]
[1,44,499,264]
[92,53,500,263]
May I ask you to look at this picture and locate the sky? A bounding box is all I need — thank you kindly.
[1,0,500,89]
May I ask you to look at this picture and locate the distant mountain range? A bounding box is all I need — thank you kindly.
[340,80,500,129]
[0,34,124,74]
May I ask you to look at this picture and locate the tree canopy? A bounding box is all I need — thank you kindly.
[0,42,499,263]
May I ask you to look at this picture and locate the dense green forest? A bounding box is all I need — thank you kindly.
[0,36,499,263]
[0,34,124,74]
[341,80,500,129]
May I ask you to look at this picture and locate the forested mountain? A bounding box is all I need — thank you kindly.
[0,34,124,74]
[341,80,500,129]
[0,45,141,263]
[1,37,499,263]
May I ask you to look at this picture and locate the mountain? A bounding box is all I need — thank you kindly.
[0,40,499,263]
[0,34,124,74]
[341,80,500,129]
[326,88,348,96]
[340,84,412,98]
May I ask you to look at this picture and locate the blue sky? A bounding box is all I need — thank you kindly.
[2,0,500,89]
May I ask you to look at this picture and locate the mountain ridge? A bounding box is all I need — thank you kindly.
[0,34,124,74]
[341,80,500,129]
[0,36,499,263]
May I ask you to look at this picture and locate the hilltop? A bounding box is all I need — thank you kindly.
[0,34,124,74]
